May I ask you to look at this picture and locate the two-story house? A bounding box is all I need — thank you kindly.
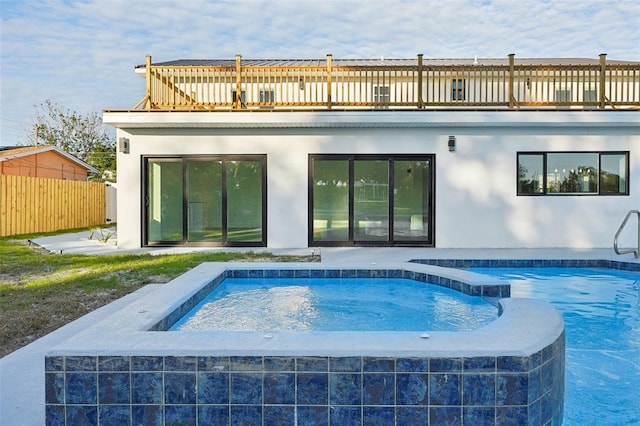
[103,54,639,250]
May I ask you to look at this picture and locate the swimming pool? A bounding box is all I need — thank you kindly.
[468,266,640,426]
[169,277,497,332]
[45,262,563,425]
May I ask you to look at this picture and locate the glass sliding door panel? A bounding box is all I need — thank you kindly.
[393,160,430,241]
[354,160,389,241]
[147,160,183,243]
[312,160,349,241]
[226,160,263,242]
[187,160,222,242]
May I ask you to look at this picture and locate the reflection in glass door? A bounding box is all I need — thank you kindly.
[145,156,265,246]
[187,160,222,243]
[227,160,263,242]
[393,160,431,241]
[312,160,349,242]
[354,160,389,241]
[310,155,434,246]
[147,159,183,242]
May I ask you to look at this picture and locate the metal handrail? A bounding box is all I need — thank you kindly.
[614,210,640,258]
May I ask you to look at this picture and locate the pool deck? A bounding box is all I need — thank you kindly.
[1,229,638,425]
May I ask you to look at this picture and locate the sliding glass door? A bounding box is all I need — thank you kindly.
[144,156,266,247]
[147,159,184,242]
[226,160,264,242]
[187,159,222,243]
[310,155,434,246]
[312,160,350,242]
[393,159,431,241]
[354,160,389,241]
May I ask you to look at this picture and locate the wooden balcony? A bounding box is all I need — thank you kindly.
[129,54,640,112]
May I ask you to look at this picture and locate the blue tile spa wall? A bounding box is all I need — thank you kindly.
[45,333,564,426]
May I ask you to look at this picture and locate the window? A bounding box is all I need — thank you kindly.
[518,154,543,194]
[144,155,266,246]
[309,155,435,246]
[554,89,571,102]
[452,79,465,101]
[583,89,598,109]
[583,89,597,103]
[374,85,390,108]
[232,90,246,106]
[555,89,571,109]
[517,152,629,196]
[259,90,274,103]
[600,153,628,194]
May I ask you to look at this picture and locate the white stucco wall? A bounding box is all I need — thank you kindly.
[105,111,639,250]
[437,130,638,248]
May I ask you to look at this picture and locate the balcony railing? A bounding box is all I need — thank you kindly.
[131,54,640,111]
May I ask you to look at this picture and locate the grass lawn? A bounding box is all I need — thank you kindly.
[0,229,313,358]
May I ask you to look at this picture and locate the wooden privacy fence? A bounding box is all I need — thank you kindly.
[0,175,106,237]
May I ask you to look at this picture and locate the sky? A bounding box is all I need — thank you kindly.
[1,0,639,146]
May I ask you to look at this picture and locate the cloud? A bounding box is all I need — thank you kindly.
[1,0,638,145]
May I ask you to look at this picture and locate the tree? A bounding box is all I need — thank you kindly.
[29,100,116,181]
[86,140,117,182]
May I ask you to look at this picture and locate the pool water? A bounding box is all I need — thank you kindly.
[170,277,497,332]
[470,267,640,426]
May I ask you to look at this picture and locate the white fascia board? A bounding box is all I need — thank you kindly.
[103,110,639,130]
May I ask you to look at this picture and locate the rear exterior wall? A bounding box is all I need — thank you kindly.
[113,120,638,250]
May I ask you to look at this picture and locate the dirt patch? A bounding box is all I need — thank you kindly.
[0,283,149,358]
[145,274,173,283]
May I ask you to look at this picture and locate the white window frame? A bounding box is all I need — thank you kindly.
[373,85,390,109]
[259,89,275,103]
[554,88,571,109]
[452,79,465,101]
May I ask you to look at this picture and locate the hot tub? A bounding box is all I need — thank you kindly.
[45,262,564,425]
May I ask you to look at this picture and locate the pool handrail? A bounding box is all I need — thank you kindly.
[614,209,640,259]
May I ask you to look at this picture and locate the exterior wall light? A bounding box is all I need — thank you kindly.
[448,136,456,152]
[118,137,130,154]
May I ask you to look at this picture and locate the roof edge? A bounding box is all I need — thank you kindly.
[0,145,99,174]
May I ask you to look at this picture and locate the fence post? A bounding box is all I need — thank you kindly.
[508,53,515,109]
[599,53,607,109]
[326,54,333,109]
[235,55,243,110]
[417,54,424,108]
[145,55,152,110]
